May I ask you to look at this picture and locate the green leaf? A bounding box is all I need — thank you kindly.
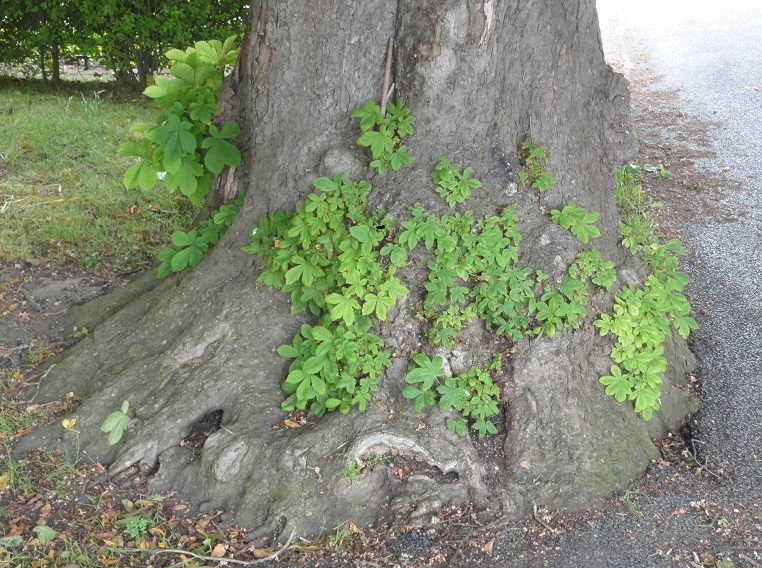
[312,376,327,395]
[153,115,197,172]
[201,133,241,174]
[123,160,158,191]
[33,525,59,544]
[326,293,360,326]
[357,129,394,157]
[276,344,300,358]
[437,378,468,410]
[599,365,631,403]
[447,418,468,437]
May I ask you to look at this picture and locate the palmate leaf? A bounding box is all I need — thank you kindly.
[326,293,360,326]
[153,115,197,172]
[405,353,446,392]
[163,158,203,200]
[123,159,158,191]
[170,244,207,271]
[356,129,394,158]
[437,378,468,410]
[599,365,631,402]
[202,125,241,174]
[350,99,383,132]
[100,401,130,445]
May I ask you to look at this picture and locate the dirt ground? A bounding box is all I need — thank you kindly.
[1,57,761,567]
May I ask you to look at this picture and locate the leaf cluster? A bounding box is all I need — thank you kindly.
[246,173,409,415]
[403,354,501,439]
[119,37,241,205]
[595,273,696,420]
[431,155,481,206]
[594,166,698,419]
[568,249,617,292]
[550,202,601,243]
[156,193,243,278]
[352,98,414,174]
[517,140,557,191]
[277,320,390,416]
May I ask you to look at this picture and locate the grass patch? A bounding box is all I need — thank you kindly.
[0,78,196,271]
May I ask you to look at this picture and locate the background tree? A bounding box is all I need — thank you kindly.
[0,0,247,88]
[0,0,84,83]
[94,0,248,89]
[16,0,698,541]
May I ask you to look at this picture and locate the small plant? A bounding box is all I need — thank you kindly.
[119,37,241,204]
[401,353,447,412]
[100,400,131,445]
[596,165,698,419]
[568,249,617,292]
[247,172,408,416]
[431,155,481,206]
[550,202,601,243]
[351,97,414,174]
[125,517,153,539]
[156,193,243,278]
[403,354,501,438]
[518,140,557,191]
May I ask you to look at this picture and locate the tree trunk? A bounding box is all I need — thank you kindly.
[17,0,698,541]
[51,43,60,85]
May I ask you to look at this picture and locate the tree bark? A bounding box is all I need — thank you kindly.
[17,0,698,541]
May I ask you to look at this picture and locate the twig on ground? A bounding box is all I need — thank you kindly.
[6,363,55,406]
[119,530,296,565]
[533,502,555,533]
[689,439,722,479]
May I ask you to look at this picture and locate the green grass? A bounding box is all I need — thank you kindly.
[0,78,196,271]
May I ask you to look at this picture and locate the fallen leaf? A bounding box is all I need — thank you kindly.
[484,538,495,555]
[0,471,9,489]
[211,543,227,557]
[33,525,59,543]
[40,501,52,517]
[520,460,531,470]
[283,419,301,428]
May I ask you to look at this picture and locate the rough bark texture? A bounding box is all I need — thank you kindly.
[17,0,699,540]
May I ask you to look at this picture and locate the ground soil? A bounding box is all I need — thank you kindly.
[1,57,761,568]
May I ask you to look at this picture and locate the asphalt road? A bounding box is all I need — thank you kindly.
[598,0,762,493]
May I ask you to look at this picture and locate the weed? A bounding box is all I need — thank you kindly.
[549,202,601,243]
[620,487,652,517]
[351,98,414,174]
[100,400,131,445]
[596,166,698,419]
[517,140,557,191]
[431,155,481,206]
[120,37,241,204]
[404,354,501,438]
[0,443,33,495]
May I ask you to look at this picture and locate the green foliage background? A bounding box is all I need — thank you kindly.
[0,0,248,88]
